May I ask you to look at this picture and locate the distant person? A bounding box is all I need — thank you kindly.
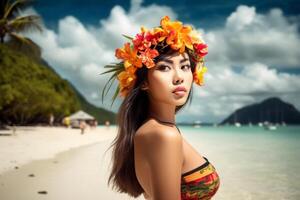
[49,113,54,126]
[62,116,70,128]
[90,119,96,129]
[93,119,98,129]
[12,124,16,136]
[79,120,86,134]
[102,16,220,199]
[105,120,110,128]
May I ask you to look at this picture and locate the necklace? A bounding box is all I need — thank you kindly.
[147,115,181,134]
[149,115,175,126]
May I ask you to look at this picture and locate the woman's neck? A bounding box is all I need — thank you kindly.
[148,99,176,124]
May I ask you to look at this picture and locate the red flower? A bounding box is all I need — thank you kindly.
[194,43,208,57]
[133,27,157,51]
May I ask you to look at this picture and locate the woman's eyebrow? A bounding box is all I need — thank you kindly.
[180,58,189,63]
[158,57,189,64]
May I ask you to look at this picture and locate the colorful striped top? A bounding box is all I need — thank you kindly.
[181,157,220,200]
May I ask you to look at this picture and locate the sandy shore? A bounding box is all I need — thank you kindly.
[0,126,144,200]
[0,126,116,175]
[0,137,144,199]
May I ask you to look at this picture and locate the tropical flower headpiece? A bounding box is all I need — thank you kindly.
[100,16,208,106]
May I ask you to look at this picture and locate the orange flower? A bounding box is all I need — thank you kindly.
[115,42,142,69]
[193,64,207,86]
[160,16,182,33]
[152,27,168,42]
[139,48,159,68]
[160,16,197,53]
[117,70,137,97]
[161,16,183,50]
[179,25,194,52]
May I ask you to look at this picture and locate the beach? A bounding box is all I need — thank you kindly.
[0,125,299,200]
[0,126,115,175]
[0,125,143,200]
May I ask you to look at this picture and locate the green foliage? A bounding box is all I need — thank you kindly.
[0,44,116,125]
[0,44,74,124]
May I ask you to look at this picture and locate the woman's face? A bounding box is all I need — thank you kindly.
[144,51,193,106]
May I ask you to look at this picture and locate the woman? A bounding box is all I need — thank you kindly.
[102,16,220,200]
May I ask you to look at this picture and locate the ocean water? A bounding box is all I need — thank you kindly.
[177,125,300,200]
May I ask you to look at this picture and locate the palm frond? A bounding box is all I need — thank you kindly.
[0,0,8,17]
[3,0,27,19]
[8,14,43,33]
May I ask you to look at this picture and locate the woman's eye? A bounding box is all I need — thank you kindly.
[182,65,191,70]
[158,65,170,71]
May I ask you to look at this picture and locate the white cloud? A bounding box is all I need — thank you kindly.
[204,5,300,68]
[226,5,256,30]
[21,2,300,123]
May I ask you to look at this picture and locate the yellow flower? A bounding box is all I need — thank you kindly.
[193,64,207,86]
[117,70,137,97]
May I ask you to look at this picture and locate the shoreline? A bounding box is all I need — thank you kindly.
[0,132,143,200]
[0,126,117,175]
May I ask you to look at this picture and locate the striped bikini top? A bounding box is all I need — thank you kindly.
[149,117,221,200]
[181,156,220,200]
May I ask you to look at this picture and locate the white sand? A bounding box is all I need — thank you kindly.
[0,126,116,175]
[0,125,145,200]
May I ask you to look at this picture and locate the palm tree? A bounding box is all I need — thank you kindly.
[0,0,42,45]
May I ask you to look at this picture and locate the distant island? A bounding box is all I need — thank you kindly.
[220,97,300,125]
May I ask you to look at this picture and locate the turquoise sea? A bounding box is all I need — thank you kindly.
[177,125,300,200]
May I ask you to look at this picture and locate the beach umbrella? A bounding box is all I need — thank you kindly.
[69,110,95,121]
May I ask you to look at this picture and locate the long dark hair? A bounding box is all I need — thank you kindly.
[106,46,197,198]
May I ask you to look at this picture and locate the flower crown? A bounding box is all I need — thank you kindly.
[100,16,208,106]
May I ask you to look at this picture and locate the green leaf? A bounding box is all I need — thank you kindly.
[101,70,119,104]
[103,64,118,69]
[105,75,117,97]
[110,86,120,107]
[100,67,121,75]
[101,74,114,103]
[122,34,133,41]
[103,64,124,70]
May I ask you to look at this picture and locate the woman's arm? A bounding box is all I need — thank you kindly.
[144,128,183,200]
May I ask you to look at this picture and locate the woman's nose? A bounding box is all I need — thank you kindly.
[173,69,184,85]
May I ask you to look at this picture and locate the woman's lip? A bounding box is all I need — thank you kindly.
[173,91,186,96]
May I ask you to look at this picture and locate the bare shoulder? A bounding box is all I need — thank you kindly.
[134,119,183,162]
[135,119,182,146]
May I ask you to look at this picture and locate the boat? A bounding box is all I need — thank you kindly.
[263,121,277,130]
[264,124,277,130]
[234,122,241,127]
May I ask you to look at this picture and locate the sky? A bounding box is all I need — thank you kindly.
[21,0,300,123]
